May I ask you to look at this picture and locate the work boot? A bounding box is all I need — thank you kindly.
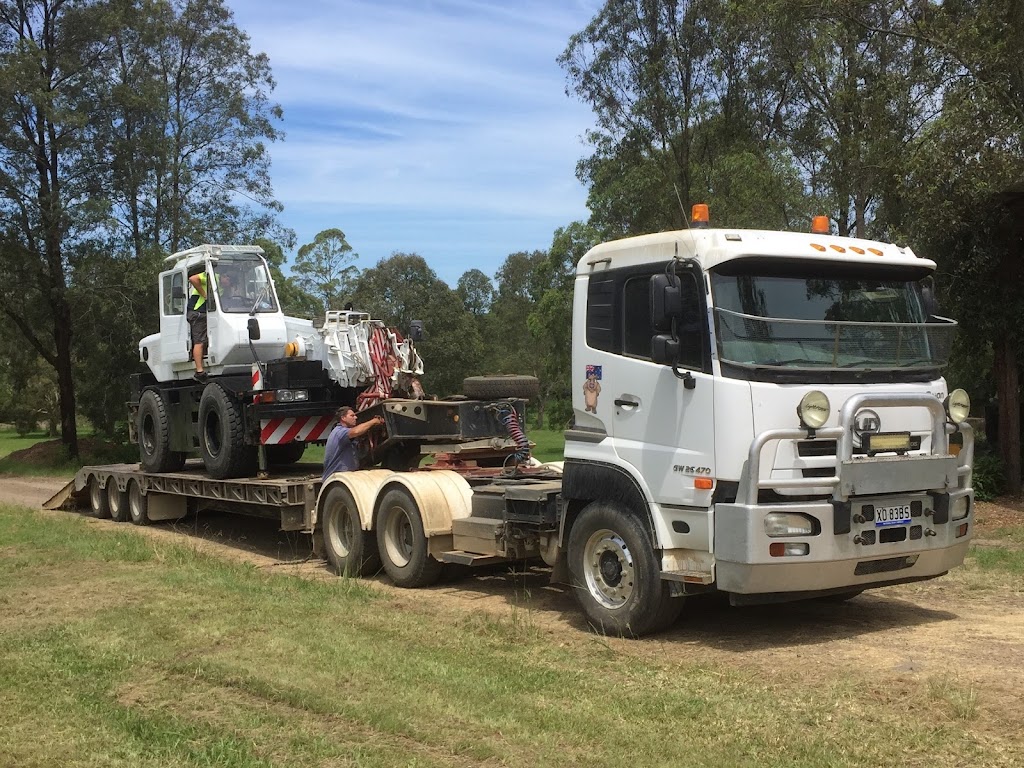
[193,371,209,384]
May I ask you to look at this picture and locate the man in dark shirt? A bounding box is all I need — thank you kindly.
[322,406,385,481]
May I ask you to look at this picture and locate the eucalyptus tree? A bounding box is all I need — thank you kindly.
[292,228,359,312]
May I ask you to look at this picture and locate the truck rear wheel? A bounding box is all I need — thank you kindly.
[138,390,185,473]
[107,482,130,523]
[127,479,149,526]
[375,488,442,588]
[199,384,256,479]
[462,374,540,400]
[568,502,683,637]
[88,476,111,519]
[322,485,381,577]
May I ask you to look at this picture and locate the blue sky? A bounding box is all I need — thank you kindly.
[229,0,600,287]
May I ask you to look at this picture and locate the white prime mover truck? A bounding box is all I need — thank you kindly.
[69,211,974,636]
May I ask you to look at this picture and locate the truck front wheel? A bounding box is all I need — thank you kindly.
[567,502,683,637]
[138,390,185,473]
[322,485,381,577]
[375,488,442,588]
[199,384,256,479]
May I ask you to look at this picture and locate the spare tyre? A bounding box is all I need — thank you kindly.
[462,374,540,400]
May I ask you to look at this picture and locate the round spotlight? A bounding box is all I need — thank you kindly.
[797,390,831,430]
[945,388,971,425]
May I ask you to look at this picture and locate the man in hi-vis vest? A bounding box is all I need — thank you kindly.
[187,268,210,383]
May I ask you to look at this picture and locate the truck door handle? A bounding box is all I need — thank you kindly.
[614,398,639,408]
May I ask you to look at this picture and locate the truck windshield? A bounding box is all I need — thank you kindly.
[710,261,955,382]
[214,257,278,314]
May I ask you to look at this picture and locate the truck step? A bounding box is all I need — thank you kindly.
[439,551,507,567]
[661,570,715,585]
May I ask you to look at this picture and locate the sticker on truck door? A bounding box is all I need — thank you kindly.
[583,365,602,412]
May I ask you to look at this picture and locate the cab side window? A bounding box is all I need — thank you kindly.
[162,273,185,316]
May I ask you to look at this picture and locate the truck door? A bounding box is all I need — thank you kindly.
[586,263,716,507]
[158,270,191,367]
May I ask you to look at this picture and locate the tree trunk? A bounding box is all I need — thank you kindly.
[994,336,1021,493]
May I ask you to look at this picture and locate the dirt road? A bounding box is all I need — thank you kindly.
[5,474,1023,737]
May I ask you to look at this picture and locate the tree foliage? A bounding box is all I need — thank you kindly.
[293,228,358,312]
[0,0,284,451]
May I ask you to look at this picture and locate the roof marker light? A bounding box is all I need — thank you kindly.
[810,243,826,252]
[868,247,884,256]
[830,244,846,253]
[850,246,865,254]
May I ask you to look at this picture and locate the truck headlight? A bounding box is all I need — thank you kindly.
[951,496,970,521]
[276,389,309,403]
[945,389,970,425]
[764,512,817,537]
[797,390,830,429]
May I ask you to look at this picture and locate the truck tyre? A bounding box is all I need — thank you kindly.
[568,501,683,637]
[88,476,111,519]
[107,482,130,523]
[322,485,381,577]
[138,390,186,473]
[265,442,305,466]
[199,384,256,479]
[375,488,442,588]
[462,374,540,400]
[127,479,149,526]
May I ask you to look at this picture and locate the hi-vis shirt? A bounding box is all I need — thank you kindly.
[188,273,209,312]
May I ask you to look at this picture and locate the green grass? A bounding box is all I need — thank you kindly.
[1,503,1020,767]
[528,428,565,463]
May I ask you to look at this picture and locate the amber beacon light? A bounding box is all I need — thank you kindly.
[691,203,710,227]
[810,215,830,234]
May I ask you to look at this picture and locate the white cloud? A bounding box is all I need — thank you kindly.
[228,0,598,282]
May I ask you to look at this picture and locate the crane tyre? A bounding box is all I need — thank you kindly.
[127,479,150,526]
[375,488,442,588]
[462,374,540,400]
[568,501,683,637]
[266,442,305,466]
[322,485,381,577]
[88,476,111,519]
[137,390,185,473]
[199,384,256,479]
[107,482,130,523]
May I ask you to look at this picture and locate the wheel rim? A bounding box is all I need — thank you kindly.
[583,528,635,609]
[128,482,143,521]
[141,413,156,456]
[89,479,103,512]
[382,505,415,568]
[325,504,354,558]
[204,411,223,458]
[107,485,121,514]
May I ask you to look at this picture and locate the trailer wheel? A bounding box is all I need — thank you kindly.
[127,479,149,526]
[138,390,185,473]
[375,488,442,588]
[265,442,305,466]
[88,476,111,519]
[462,374,540,400]
[199,384,256,479]
[107,482,130,523]
[568,502,683,637]
[322,485,381,577]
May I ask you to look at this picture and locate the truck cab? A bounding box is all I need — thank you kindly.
[141,244,286,381]
[560,208,973,633]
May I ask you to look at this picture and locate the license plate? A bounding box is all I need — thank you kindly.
[876,504,912,527]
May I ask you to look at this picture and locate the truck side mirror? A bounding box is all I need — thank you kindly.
[920,276,939,319]
[651,334,678,365]
[409,320,424,341]
[650,274,681,332]
[247,318,261,340]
